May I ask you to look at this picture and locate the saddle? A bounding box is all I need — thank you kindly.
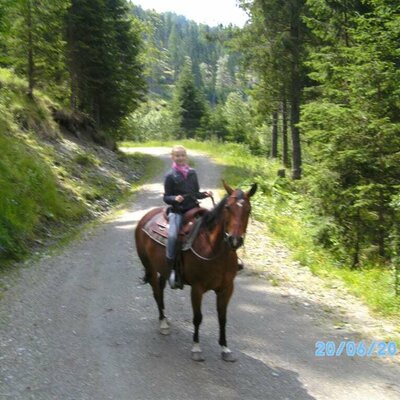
[142,207,207,249]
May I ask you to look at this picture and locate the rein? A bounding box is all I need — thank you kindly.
[189,225,229,261]
[189,240,227,261]
[188,196,229,261]
[210,194,216,207]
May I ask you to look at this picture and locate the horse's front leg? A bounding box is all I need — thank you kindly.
[150,273,169,335]
[191,285,205,361]
[216,284,236,362]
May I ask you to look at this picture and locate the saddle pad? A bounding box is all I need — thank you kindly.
[142,213,169,246]
[142,212,203,250]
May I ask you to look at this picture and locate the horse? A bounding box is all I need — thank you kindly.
[135,180,257,361]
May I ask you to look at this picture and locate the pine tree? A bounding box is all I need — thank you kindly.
[0,0,14,66]
[171,58,206,138]
[4,0,70,98]
[238,0,309,178]
[223,92,252,143]
[301,0,400,266]
[66,0,145,138]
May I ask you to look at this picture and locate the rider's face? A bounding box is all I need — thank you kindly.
[172,150,187,165]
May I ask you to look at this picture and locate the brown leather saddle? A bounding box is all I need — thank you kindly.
[142,207,208,248]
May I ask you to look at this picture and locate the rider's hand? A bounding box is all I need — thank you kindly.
[206,191,213,197]
[175,195,184,203]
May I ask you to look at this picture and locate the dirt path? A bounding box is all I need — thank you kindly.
[0,147,399,400]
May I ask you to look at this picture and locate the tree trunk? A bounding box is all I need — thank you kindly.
[394,226,400,296]
[271,110,278,158]
[351,209,361,269]
[26,0,34,98]
[291,102,301,179]
[289,10,302,180]
[282,98,289,167]
[70,71,78,110]
[377,187,386,258]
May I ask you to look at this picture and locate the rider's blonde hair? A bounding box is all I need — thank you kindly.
[171,145,187,155]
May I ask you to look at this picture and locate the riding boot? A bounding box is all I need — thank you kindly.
[167,258,184,290]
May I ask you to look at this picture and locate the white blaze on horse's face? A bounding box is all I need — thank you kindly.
[236,199,245,208]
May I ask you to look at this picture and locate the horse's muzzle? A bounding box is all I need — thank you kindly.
[226,234,244,250]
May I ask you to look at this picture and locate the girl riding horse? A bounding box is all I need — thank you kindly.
[163,145,212,289]
[135,174,257,361]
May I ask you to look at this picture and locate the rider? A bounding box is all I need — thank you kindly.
[163,145,212,289]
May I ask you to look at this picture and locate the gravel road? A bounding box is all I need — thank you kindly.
[0,147,399,400]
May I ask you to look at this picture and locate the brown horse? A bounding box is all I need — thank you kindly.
[135,180,257,361]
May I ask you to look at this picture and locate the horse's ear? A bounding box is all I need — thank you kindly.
[247,183,258,198]
[222,180,233,195]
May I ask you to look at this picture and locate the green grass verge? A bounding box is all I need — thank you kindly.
[0,68,163,265]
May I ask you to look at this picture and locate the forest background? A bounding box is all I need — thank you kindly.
[0,0,399,324]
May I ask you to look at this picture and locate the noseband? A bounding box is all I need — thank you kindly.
[189,191,250,259]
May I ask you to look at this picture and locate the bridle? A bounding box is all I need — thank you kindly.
[189,193,250,261]
[223,193,250,249]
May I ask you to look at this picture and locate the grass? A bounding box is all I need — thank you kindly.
[118,151,164,199]
[121,140,400,327]
[0,130,84,261]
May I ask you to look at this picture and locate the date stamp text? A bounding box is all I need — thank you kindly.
[315,341,398,357]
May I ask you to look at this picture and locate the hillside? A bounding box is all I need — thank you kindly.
[132,4,243,103]
[0,69,157,263]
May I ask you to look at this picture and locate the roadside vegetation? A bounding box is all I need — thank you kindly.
[0,69,160,266]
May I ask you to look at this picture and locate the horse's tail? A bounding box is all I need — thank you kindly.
[135,206,167,285]
[136,238,151,285]
[135,215,150,285]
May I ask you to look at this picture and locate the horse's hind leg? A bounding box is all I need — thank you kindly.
[149,273,170,335]
[158,275,170,335]
[191,285,205,361]
[216,284,236,362]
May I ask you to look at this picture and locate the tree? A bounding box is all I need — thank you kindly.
[0,0,14,66]
[171,58,206,138]
[131,6,239,106]
[215,55,234,102]
[301,0,400,266]
[167,23,184,80]
[206,104,229,140]
[66,0,145,139]
[4,0,70,98]
[138,11,174,99]
[238,0,309,178]
[223,92,252,143]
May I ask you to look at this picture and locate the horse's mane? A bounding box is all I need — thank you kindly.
[201,189,247,230]
[201,195,228,230]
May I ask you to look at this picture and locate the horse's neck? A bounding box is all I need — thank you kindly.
[197,214,226,256]
[206,215,225,243]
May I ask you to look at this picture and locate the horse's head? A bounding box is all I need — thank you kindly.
[222,180,257,250]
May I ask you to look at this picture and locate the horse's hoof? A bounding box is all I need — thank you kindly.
[191,351,205,362]
[221,352,237,362]
[159,318,170,335]
[159,327,170,335]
